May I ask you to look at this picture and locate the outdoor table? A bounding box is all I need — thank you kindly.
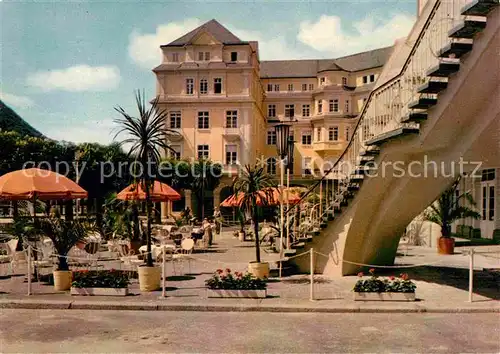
[139,244,176,259]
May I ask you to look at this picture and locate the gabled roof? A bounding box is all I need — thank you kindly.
[260,46,394,78]
[162,19,246,47]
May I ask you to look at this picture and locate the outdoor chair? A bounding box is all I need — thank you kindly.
[117,243,142,272]
[67,246,93,270]
[173,238,195,275]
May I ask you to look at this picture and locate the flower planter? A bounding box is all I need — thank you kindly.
[70,287,129,296]
[353,292,416,301]
[248,261,269,279]
[207,289,267,298]
[138,265,161,292]
[53,270,72,291]
[438,237,455,255]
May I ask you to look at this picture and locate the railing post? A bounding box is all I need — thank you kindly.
[27,245,32,296]
[310,248,314,301]
[468,248,474,303]
[162,246,166,298]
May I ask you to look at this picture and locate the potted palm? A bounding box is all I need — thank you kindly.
[424,178,480,255]
[114,91,178,291]
[232,164,275,279]
[36,217,90,291]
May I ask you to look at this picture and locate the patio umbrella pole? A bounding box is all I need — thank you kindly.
[286,169,290,250]
[162,246,166,298]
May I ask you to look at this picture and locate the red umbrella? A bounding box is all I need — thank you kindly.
[220,187,301,207]
[116,180,181,202]
[0,168,88,201]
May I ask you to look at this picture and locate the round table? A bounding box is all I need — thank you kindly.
[139,244,176,259]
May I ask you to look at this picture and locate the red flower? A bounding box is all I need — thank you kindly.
[400,273,409,280]
[369,268,375,274]
[216,269,223,274]
[389,276,395,281]
[225,268,231,273]
[357,272,364,277]
[110,268,115,272]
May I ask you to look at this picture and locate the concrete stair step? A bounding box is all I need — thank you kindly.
[365,127,420,146]
[438,41,474,58]
[426,62,460,77]
[417,80,448,94]
[408,98,438,109]
[461,0,499,16]
[449,20,487,39]
[402,112,428,123]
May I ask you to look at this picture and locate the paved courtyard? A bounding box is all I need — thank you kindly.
[1,310,499,353]
[0,230,499,306]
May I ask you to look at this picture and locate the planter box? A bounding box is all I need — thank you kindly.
[354,292,416,301]
[207,289,267,298]
[70,287,129,296]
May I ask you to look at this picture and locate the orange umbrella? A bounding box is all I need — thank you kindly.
[116,180,181,202]
[220,187,301,207]
[0,168,88,201]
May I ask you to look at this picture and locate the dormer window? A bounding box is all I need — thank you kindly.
[342,77,347,85]
[320,77,326,85]
[198,51,210,61]
[172,53,179,62]
[231,52,238,62]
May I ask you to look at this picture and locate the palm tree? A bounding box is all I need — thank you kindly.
[232,165,276,263]
[424,178,480,238]
[114,90,178,267]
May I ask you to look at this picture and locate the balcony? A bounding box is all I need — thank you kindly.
[166,129,183,142]
[312,141,344,152]
[222,127,241,142]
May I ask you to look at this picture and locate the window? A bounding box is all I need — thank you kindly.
[274,84,280,92]
[318,100,323,114]
[267,157,277,175]
[489,186,495,221]
[226,110,238,128]
[172,53,179,62]
[170,145,181,159]
[363,76,368,84]
[199,79,208,95]
[328,126,339,141]
[329,99,339,112]
[288,84,294,91]
[198,51,210,61]
[186,78,194,95]
[316,128,322,142]
[267,83,273,92]
[197,145,209,159]
[308,83,314,91]
[285,104,295,119]
[197,111,209,129]
[268,104,276,118]
[481,169,496,181]
[301,131,312,145]
[225,145,238,165]
[482,186,487,220]
[214,78,222,94]
[342,77,347,86]
[302,83,307,91]
[370,74,375,82]
[170,111,181,129]
[320,77,326,85]
[345,126,350,141]
[302,104,310,117]
[303,157,312,175]
[230,52,238,62]
[267,130,277,145]
[345,99,349,113]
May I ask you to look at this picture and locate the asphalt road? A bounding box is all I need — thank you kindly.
[0,310,499,353]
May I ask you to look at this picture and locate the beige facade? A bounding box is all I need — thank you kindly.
[153,19,392,210]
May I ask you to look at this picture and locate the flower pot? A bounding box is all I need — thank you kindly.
[248,261,269,279]
[138,265,160,292]
[238,232,245,242]
[353,292,416,301]
[438,237,455,255]
[207,289,267,298]
[70,287,128,296]
[53,270,72,291]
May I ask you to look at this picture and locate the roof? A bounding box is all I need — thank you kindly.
[162,19,245,47]
[260,46,394,78]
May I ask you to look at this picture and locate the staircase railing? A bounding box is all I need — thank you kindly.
[286,0,473,216]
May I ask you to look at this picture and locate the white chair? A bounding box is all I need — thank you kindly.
[173,238,195,275]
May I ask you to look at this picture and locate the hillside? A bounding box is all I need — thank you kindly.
[0,100,43,137]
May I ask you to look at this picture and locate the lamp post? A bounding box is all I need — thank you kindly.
[274,123,290,256]
[286,137,295,250]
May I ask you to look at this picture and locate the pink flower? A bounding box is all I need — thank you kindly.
[369,268,375,274]
[389,276,395,281]
[225,268,231,273]
[400,273,409,281]
[216,269,223,274]
[357,272,364,278]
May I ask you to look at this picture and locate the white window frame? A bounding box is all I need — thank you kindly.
[197,111,210,129]
[274,84,280,92]
[267,130,277,145]
[197,145,209,159]
[268,104,276,118]
[328,126,339,141]
[170,144,182,159]
[225,144,238,165]
[225,110,238,128]
[267,157,277,175]
[285,104,295,119]
[169,111,181,129]
[301,131,312,145]
[199,79,208,95]
[288,83,294,91]
[214,78,222,94]
[186,78,194,95]
[302,83,307,91]
[172,53,179,62]
[308,83,314,91]
[318,100,323,114]
[302,104,310,117]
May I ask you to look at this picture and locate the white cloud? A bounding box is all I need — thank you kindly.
[26,65,121,92]
[297,13,415,56]
[0,90,35,109]
[46,119,116,144]
[128,19,202,69]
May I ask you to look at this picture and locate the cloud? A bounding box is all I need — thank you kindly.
[26,65,121,92]
[128,19,202,69]
[297,13,415,56]
[0,90,35,109]
[45,119,116,144]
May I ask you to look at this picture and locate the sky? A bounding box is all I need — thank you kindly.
[1,0,417,145]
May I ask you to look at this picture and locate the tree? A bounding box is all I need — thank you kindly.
[113,90,178,267]
[424,178,480,238]
[190,159,222,219]
[232,165,275,263]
